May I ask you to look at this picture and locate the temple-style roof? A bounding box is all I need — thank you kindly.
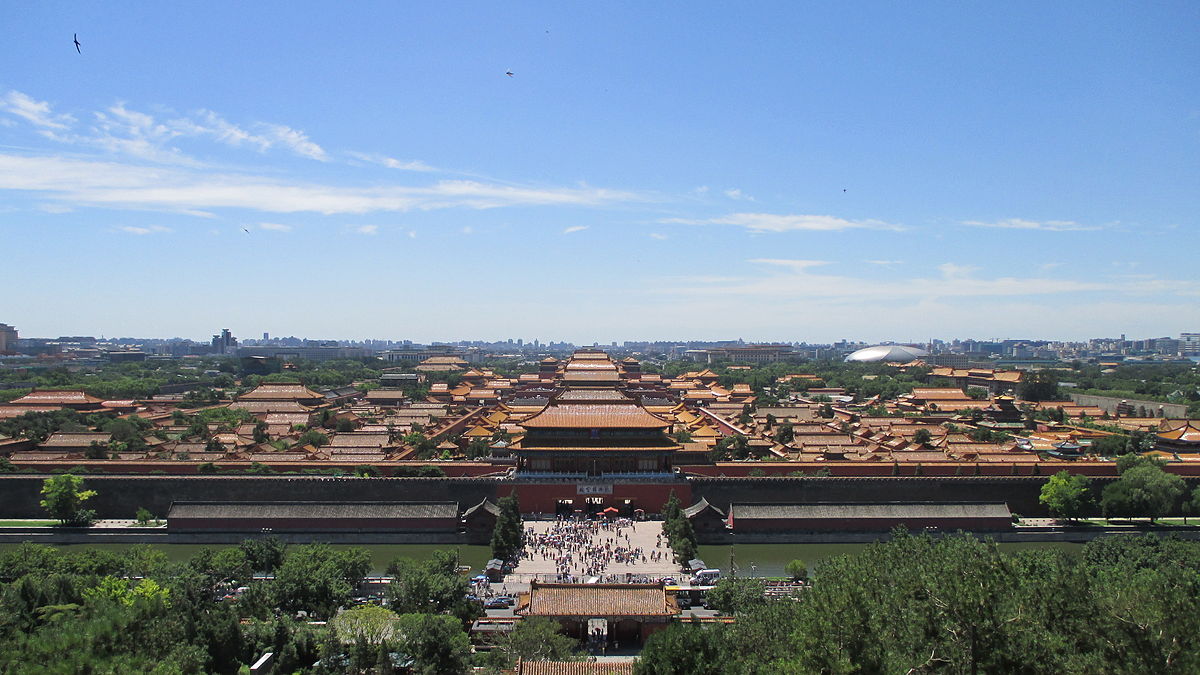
[730,502,1011,521]
[230,400,312,414]
[518,662,635,675]
[682,497,725,519]
[328,433,390,448]
[518,582,676,617]
[168,501,459,520]
[562,371,621,383]
[520,402,671,429]
[1158,420,1200,444]
[41,431,112,448]
[564,361,618,371]
[906,388,974,401]
[238,383,324,401]
[9,389,104,406]
[570,352,611,361]
[462,498,501,519]
[555,389,631,402]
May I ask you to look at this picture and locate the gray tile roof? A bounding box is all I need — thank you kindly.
[168,501,459,520]
[730,502,1011,520]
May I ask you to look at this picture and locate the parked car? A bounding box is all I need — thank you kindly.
[484,597,510,609]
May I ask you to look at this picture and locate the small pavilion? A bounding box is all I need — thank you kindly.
[515,581,678,646]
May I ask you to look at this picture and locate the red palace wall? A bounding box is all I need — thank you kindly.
[678,462,1186,478]
[495,482,692,515]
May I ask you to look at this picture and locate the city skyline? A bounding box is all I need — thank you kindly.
[2,3,1198,342]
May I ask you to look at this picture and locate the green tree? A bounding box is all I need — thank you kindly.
[385,551,480,626]
[252,421,269,444]
[773,423,795,445]
[1019,371,1061,402]
[297,430,330,448]
[1039,470,1093,522]
[1091,434,1128,456]
[393,613,471,675]
[704,577,767,614]
[1102,462,1185,522]
[493,616,583,664]
[269,544,371,618]
[784,559,807,581]
[39,474,97,526]
[135,507,155,526]
[329,605,399,644]
[662,490,682,522]
[913,428,932,446]
[636,624,726,675]
[490,494,524,562]
[240,536,286,573]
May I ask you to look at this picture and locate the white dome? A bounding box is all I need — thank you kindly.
[844,345,928,363]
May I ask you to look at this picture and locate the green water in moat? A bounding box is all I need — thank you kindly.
[0,543,494,575]
[1,541,1083,577]
[698,541,1085,578]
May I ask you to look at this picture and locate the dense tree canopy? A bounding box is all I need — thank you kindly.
[639,532,1200,674]
[1039,470,1093,521]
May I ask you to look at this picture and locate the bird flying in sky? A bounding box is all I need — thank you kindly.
[243,228,250,234]
[506,71,513,77]
[73,33,81,54]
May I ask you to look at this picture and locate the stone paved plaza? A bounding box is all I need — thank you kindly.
[510,519,682,582]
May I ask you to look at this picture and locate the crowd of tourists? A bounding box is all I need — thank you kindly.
[519,515,669,582]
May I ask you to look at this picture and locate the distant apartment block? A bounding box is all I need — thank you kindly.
[0,323,16,353]
[1182,333,1200,357]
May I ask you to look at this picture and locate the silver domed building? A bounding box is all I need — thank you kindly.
[844,344,928,363]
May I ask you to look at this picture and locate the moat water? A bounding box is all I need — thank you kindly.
[1,540,1084,576]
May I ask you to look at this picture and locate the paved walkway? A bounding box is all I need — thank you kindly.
[510,519,681,582]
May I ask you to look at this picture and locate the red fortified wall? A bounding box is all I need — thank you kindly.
[678,461,1200,478]
[495,482,692,514]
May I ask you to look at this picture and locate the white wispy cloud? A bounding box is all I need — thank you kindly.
[0,91,75,130]
[0,91,328,164]
[461,226,474,235]
[259,123,327,161]
[748,258,831,271]
[662,212,902,233]
[649,233,668,240]
[347,152,436,172]
[865,260,903,266]
[963,218,1099,232]
[937,263,978,280]
[258,222,292,232]
[723,188,753,201]
[0,154,642,215]
[117,225,170,235]
[563,225,588,234]
[354,225,379,235]
[660,258,1172,302]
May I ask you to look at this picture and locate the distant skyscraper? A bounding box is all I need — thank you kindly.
[0,323,16,353]
[212,328,238,354]
[263,332,269,340]
[1182,333,1200,356]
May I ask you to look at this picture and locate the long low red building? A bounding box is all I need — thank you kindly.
[727,502,1013,533]
[167,501,461,532]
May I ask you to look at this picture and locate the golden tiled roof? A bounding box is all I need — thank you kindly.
[520,402,671,429]
[520,583,676,617]
[238,383,323,401]
[518,662,635,675]
[10,389,104,405]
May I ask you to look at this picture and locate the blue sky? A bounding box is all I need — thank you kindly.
[1,2,1197,344]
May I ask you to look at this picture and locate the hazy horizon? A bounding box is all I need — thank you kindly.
[3,3,1198,343]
